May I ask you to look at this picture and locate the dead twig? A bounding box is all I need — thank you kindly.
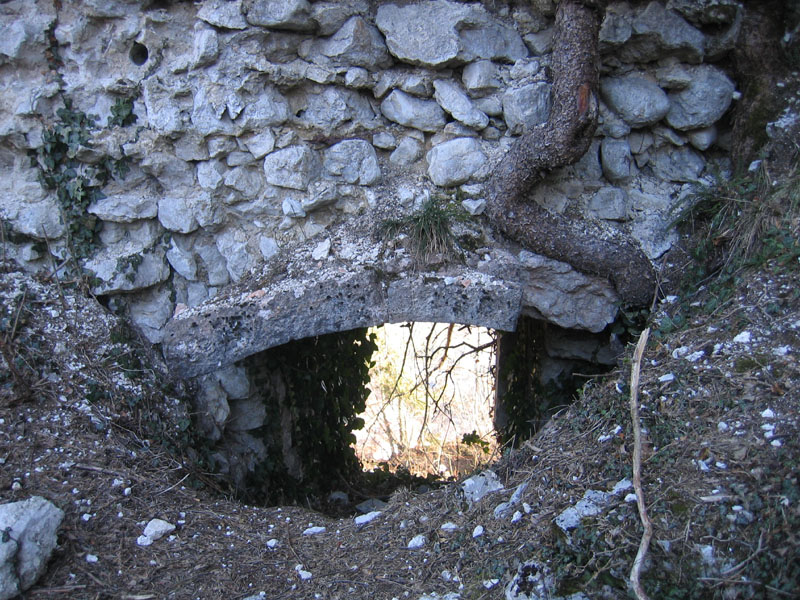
[629,327,653,600]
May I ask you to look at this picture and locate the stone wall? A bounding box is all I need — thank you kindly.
[1,0,740,339]
[0,0,743,485]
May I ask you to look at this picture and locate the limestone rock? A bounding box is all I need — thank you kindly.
[687,126,718,151]
[195,237,230,286]
[600,75,670,127]
[228,398,267,431]
[600,138,636,183]
[319,16,391,70]
[98,220,162,249]
[524,28,554,55]
[344,67,372,88]
[296,86,376,135]
[312,1,369,36]
[166,239,198,281]
[323,139,381,185]
[216,227,257,281]
[502,83,552,135]
[474,95,503,117]
[194,375,230,441]
[518,251,620,333]
[241,131,276,159]
[197,0,248,29]
[390,137,424,167]
[282,197,306,218]
[3,197,66,240]
[129,284,174,343]
[0,497,64,600]
[85,244,170,295]
[237,86,290,131]
[462,60,500,95]
[666,65,735,131]
[652,145,705,182]
[192,23,219,68]
[598,101,632,138]
[244,0,315,31]
[667,0,741,25]
[426,138,487,187]
[462,198,487,216]
[381,90,447,132]
[621,1,706,63]
[372,132,396,150]
[259,236,279,260]
[140,77,185,135]
[263,146,321,190]
[433,80,489,130]
[224,167,264,198]
[586,187,629,221]
[158,195,200,234]
[632,210,679,259]
[191,86,235,137]
[599,8,633,49]
[375,1,527,68]
[197,161,224,190]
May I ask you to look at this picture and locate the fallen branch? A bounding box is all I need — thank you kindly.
[629,327,652,600]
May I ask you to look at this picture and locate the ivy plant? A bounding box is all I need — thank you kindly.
[28,97,134,260]
[244,328,378,504]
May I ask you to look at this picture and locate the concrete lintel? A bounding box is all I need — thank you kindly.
[162,266,523,378]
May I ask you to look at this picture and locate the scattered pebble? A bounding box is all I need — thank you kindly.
[686,350,705,363]
[407,534,426,549]
[733,331,752,344]
[266,539,279,549]
[302,526,326,536]
[143,519,175,541]
[85,554,98,563]
[761,408,775,419]
[658,373,675,383]
[472,525,484,538]
[354,511,381,527]
[440,522,459,532]
[718,422,730,432]
[672,346,690,359]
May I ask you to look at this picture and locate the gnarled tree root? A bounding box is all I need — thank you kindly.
[487,0,656,307]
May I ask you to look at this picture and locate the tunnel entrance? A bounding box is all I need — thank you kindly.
[222,316,623,513]
[356,322,498,481]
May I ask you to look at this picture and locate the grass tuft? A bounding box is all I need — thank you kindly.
[380,196,467,265]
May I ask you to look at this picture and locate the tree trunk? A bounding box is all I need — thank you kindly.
[487,0,656,307]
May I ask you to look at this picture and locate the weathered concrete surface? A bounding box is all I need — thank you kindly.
[163,265,522,378]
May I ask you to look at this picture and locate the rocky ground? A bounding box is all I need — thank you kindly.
[1,170,799,599]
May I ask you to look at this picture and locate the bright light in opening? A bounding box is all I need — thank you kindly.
[354,322,498,479]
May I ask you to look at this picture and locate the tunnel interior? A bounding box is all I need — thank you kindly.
[210,315,626,513]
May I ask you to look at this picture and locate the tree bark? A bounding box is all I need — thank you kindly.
[487,0,656,307]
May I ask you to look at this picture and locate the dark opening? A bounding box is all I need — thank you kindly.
[205,315,628,515]
[129,42,149,66]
